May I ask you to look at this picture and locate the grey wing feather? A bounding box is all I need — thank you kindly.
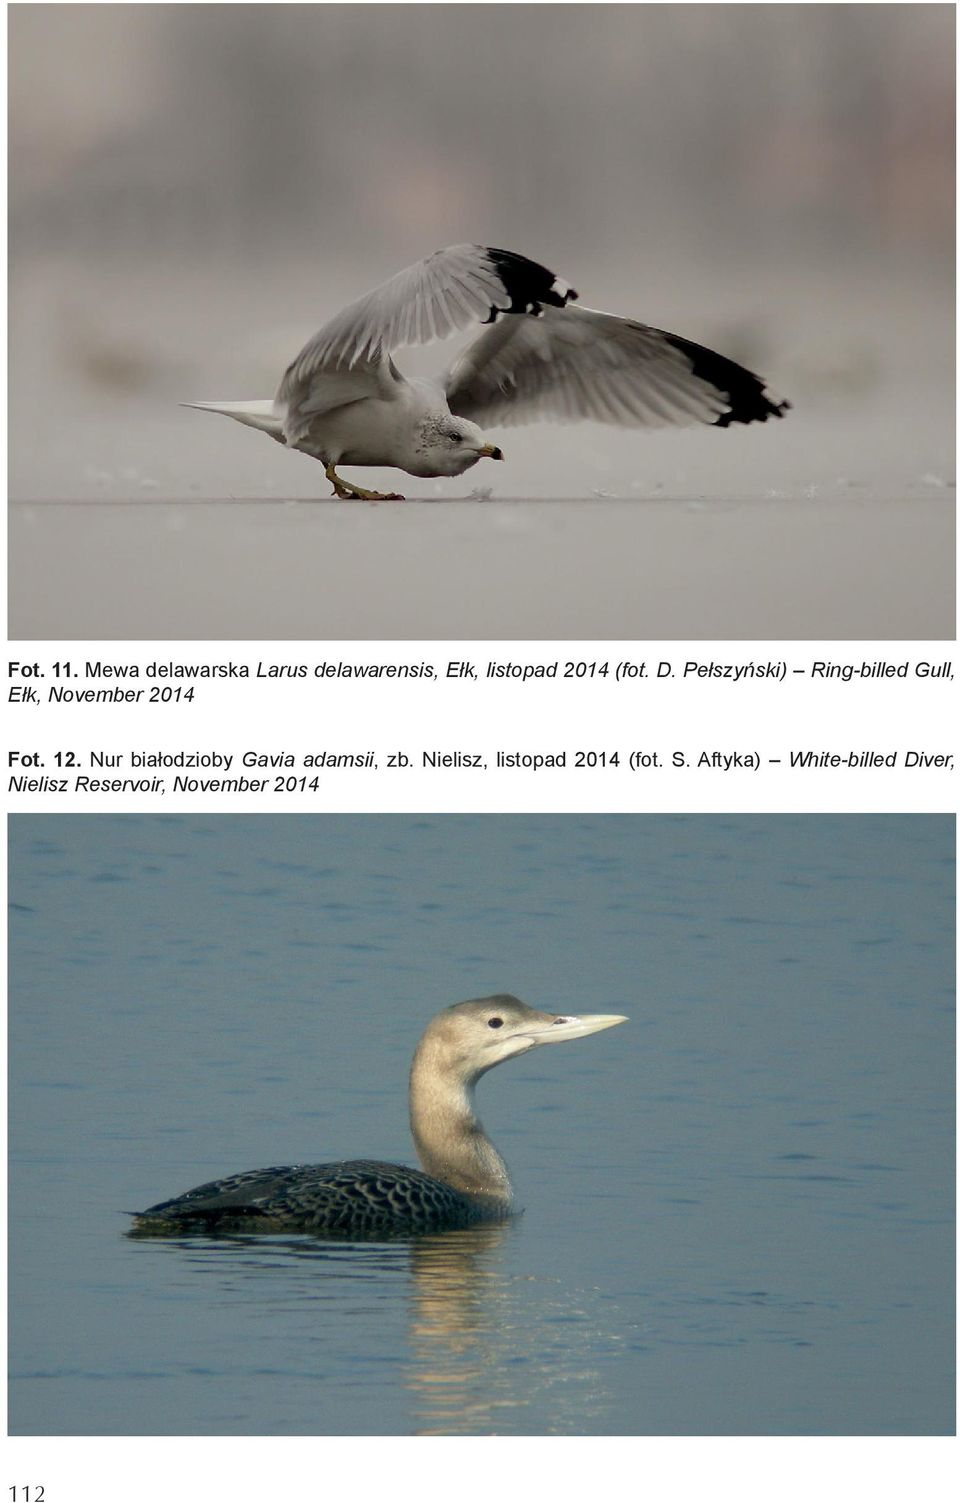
[281,244,574,377]
[275,244,576,447]
[443,305,790,431]
[276,360,399,451]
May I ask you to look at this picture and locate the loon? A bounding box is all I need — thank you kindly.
[130,995,627,1238]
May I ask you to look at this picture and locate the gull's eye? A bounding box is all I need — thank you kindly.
[450,432,462,443]
[488,1016,504,1029]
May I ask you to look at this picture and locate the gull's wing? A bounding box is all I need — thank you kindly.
[276,245,576,446]
[282,245,576,375]
[277,361,396,449]
[443,304,790,430]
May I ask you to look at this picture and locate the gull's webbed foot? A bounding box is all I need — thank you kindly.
[324,463,404,502]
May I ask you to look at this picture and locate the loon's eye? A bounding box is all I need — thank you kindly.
[488,1016,504,1029]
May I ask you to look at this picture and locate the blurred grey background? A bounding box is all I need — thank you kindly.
[10,2,954,499]
[8,4,955,637]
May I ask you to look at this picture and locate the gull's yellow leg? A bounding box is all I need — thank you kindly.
[324,462,404,501]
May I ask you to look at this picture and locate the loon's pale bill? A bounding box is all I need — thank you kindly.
[525,1013,628,1044]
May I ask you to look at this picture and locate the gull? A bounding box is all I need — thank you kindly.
[184,244,790,500]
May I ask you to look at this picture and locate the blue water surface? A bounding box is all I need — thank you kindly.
[8,814,955,1434]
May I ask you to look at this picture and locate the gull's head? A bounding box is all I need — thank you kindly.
[414,415,504,477]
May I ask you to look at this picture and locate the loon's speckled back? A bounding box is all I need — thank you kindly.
[130,1160,493,1238]
[130,995,627,1240]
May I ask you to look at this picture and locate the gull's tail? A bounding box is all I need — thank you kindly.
[181,400,285,442]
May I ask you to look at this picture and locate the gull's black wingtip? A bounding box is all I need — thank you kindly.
[660,330,791,427]
[713,388,792,427]
[713,389,792,427]
[483,246,578,320]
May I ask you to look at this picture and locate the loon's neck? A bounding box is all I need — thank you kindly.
[409,1041,514,1205]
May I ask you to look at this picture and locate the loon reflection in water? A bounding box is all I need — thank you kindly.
[130,995,627,1238]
